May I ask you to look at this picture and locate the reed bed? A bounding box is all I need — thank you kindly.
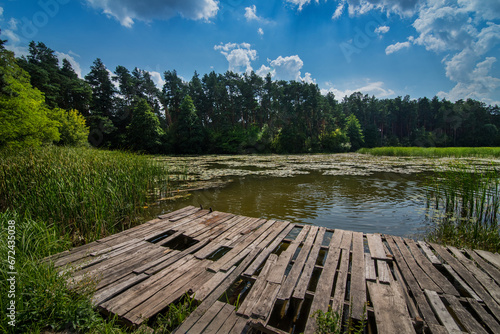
[425,163,500,252]
[359,147,500,158]
[0,146,170,243]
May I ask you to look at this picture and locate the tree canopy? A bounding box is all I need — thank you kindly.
[2,36,499,153]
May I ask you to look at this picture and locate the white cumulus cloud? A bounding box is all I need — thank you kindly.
[149,71,165,89]
[285,0,318,11]
[85,0,219,27]
[258,28,264,36]
[56,51,83,78]
[375,25,390,35]
[244,5,259,21]
[214,42,257,74]
[385,41,411,54]
[321,80,396,99]
[256,55,315,83]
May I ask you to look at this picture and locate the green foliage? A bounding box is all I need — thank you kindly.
[127,98,164,153]
[320,128,350,153]
[425,163,500,252]
[312,305,366,334]
[51,108,90,146]
[0,211,149,333]
[173,95,206,154]
[0,146,169,243]
[345,114,364,151]
[0,47,60,148]
[358,147,500,157]
[154,293,198,333]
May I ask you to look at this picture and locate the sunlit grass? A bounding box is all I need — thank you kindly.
[425,163,500,252]
[358,147,500,158]
[0,146,170,244]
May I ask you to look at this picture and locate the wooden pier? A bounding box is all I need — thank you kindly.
[46,206,500,333]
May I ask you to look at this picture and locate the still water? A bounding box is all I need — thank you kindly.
[146,170,432,238]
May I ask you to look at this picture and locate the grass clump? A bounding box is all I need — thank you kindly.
[358,147,500,158]
[0,146,169,244]
[312,305,366,334]
[425,163,500,252]
[153,293,198,333]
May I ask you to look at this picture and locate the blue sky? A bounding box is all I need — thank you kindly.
[1,0,499,105]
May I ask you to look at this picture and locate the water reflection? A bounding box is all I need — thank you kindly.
[146,171,431,238]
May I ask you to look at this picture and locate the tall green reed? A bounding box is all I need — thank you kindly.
[425,163,500,252]
[0,146,169,243]
[359,147,500,158]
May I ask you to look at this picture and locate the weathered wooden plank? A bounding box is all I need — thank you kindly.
[277,226,318,301]
[228,317,250,334]
[238,254,278,318]
[101,255,198,316]
[214,309,239,334]
[92,273,149,306]
[252,282,281,320]
[188,300,226,333]
[442,264,482,302]
[445,294,488,334]
[385,236,440,325]
[70,242,159,280]
[448,246,500,305]
[339,230,353,250]
[391,257,420,321]
[53,241,109,268]
[424,289,461,334]
[291,227,326,300]
[203,303,236,334]
[208,219,276,273]
[157,205,198,220]
[173,246,264,333]
[368,281,415,334]
[475,249,500,270]
[194,266,236,302]
[467,297,500,334]
[466,249,500,283]
[377,260,391,284]
[427,324,450,334]
[364,253,376,281]
[430,242,500,321]
[418,240,441,265]
[303,229,344,334]
[405,238,459,295]
[367,233,389,260]
[126,263,212,325]
[144,239,210,275]
[332,248,350,314]
[267,225,311,284]
[393,236,441,292]
[350,232,366,320]
[72,245,164,290]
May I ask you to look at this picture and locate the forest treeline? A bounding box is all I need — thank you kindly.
[2,38,500,153]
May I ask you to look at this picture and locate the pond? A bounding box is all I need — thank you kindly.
[143,154,498,239]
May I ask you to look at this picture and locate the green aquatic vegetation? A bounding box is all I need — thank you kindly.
[359,146,500,158]
[0,146,169,243]
[425,163,500,252]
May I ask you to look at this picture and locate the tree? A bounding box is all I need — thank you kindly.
[51,108,89,146]
[85,58,116,146]
[172,95,206,154]
[127,99,164,153]
[346,114,364,151]
[0,44,60,148]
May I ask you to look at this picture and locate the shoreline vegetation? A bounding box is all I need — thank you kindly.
[359,146,500,158]
[1,147,500,333]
